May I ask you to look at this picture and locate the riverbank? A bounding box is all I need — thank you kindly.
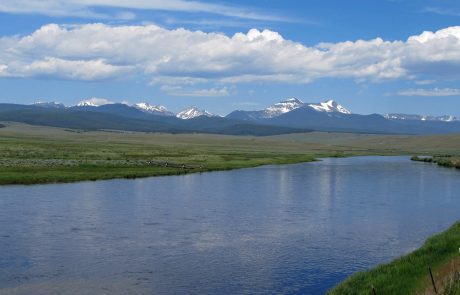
[412,155,460,169]
[328,222,460,295]
[2,123,460,185]
[0,155,320,185]
[0,123,346,185]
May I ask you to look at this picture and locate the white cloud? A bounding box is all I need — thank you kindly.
[0,64,8,77]
[1,23,460,86]
[0,0,286,22]
[398,88,460,97]
[19,57,130,80]
[161,85,230,97]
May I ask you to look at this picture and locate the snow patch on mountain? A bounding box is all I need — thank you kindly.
[77,98,114,107]
[33,101,65,109]
[307,100,351,114]
[177,106,216,119]
[228,98,352,120]
[384,113,460,122]
[134,102,174,116]
[262,98,304,118]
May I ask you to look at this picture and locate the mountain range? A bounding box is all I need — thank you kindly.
[0,98,459,135]
[383,113,460,122]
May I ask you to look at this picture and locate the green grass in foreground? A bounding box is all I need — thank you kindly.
[443,271,460,295]
[328,222,460,295]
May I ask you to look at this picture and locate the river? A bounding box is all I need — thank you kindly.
[1,156,459,294]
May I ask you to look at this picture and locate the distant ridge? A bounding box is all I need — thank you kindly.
[32,101,66,109]
[2,97,459,135]
[0,102,307,136]
[384,113,460,122]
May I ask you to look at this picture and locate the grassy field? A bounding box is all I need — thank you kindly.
[328,222,460,295]
[1,122,460,185]
[0,123,321,185]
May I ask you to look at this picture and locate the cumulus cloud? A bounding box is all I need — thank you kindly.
[0,23,460,86]
[19,57,129,80]
[0,64,8,77]
[397,88,460,97]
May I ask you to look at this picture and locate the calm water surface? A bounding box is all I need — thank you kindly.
[1,156,460,294]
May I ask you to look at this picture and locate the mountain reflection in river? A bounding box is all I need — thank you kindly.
[1,156,459,294]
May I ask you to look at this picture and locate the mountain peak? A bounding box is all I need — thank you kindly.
[134,102,173,116]
[77,98,113,107]
[283,97,304,104]
[308,100,351,114]
[176,106,215,119]
[262,97,304,118]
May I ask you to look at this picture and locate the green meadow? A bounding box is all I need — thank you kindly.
[1,122,460,185]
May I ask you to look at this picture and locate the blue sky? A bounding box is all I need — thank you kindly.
[0,0,459,116]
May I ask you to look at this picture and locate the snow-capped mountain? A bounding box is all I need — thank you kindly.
[77,98,113,107]
[437,115,459,122]
[77,101,96,107]
[4,99,460,135]
[227,98,352,121]
[134,102,174,116]
[307,100,352,114]
[32,101,65,109]
[384,113,460,122]
[263,98,351,118]
[262,98,304,118]
[177,106,215,119]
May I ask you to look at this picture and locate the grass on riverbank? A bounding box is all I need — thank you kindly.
[1,122,460,185]
[0,154,319,185]
[328,222,460,295]
[443,271,460,295]
[0,123,331,185]
[412,155,460,169]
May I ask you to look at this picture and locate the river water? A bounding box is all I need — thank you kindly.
[1,156,459,294]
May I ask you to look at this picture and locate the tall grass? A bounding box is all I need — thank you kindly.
[443,271,460,295]
[328,222,460,295]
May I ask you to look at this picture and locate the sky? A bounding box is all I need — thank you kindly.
[0,0,460,116]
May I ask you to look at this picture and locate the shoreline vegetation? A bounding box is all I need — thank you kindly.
[1,122,460,185]
[0,123,336,185]
[328,222,460,295]
[411,155,460,169]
